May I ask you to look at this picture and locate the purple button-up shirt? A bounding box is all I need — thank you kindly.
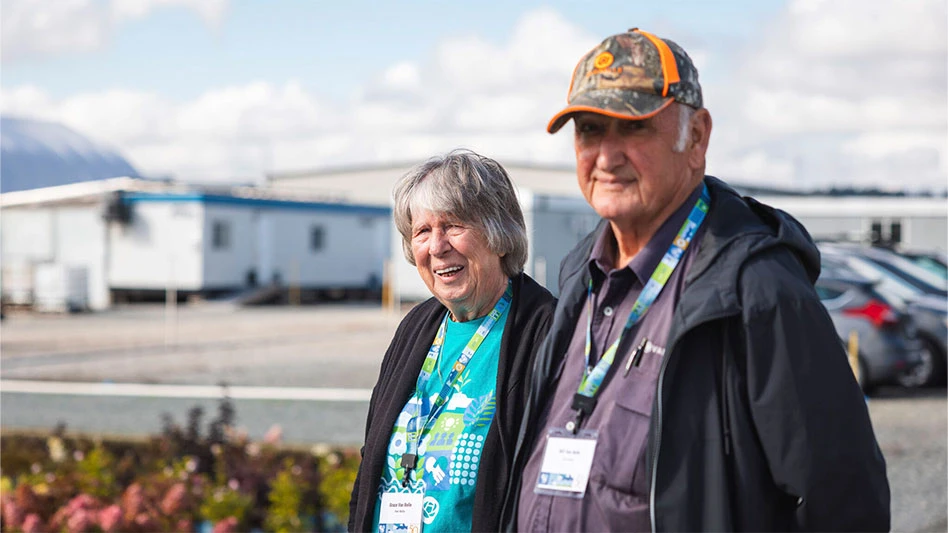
[518,185,706,531]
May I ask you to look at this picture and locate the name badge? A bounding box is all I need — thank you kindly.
[379,492,424,533]
[534,428,598,498]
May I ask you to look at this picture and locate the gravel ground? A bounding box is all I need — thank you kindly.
[869,387,947,533]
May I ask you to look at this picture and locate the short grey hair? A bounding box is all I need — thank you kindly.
[673,103,696,153]
[393,149,528,277]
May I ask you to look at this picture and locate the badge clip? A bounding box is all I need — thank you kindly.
[400,454,417,487]
[568,394,597,434]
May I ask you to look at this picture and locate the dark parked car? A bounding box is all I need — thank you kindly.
[815,272,922,393]
[901,294,948,387]
[830,244,947,298]
[821,244,947,388]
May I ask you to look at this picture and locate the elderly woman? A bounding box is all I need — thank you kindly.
[348,150,556,532]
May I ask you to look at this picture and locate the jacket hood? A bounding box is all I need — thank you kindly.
[688,176,820,286]
[661,176,821,330]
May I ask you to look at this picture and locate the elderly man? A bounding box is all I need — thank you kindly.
[501,28,890,531]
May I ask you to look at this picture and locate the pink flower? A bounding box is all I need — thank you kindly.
[176,519,193,532]
[133,512,156,530]
[21,513,43,533]
[160,483,187,515]
[48,507,67,531]
[1,495,22,529]
[66,508,91,533]
[121,483,143,520]
[212,516,239,533]
[66,494,96,513]
[97,505,122,533]
[263,424,283,445]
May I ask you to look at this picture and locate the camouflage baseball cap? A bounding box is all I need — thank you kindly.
[547,28,702,133]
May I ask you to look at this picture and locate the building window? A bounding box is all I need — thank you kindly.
[890,221,902,244]
[870,221,883,244]
[212,220,231,250]
[869,219,903,246]
[310,225,325,252]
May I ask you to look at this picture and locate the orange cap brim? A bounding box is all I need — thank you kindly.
[546,98,674,134]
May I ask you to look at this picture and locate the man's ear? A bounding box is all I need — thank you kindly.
[688,108,712,170]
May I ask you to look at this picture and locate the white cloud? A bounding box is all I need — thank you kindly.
[1,0,108,62]
[710,150,798,190]
[787,0,944,57]
[708,0,947,191]
[1,85,58,120]
[0,0,230,62]
[60,90,174,143]
[1,80,334,180]
[110,0,228,26]
[3,3,945,192]
[1,7,595,181]
[381,62,422,92]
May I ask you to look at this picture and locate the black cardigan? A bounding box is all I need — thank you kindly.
[348,273,556,532]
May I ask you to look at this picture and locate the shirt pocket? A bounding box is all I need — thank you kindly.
[596,378,655,497]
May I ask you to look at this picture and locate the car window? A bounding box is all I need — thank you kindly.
[909,256,948,280]
[830,254,917,308]
[875,252,948,290]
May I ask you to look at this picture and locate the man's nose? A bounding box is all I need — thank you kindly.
[596,130,627,171]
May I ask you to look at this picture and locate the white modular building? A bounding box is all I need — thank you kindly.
[268,163,947,301]
[752,194,947,252]
[1,178,390,310]
[268,163,601,300]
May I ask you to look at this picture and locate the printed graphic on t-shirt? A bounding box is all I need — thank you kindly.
[378,384,496,526]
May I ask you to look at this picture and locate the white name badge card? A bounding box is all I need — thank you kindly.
[379,492,424,533]
[534,428,598,498]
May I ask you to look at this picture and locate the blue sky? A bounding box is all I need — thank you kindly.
[2,0,946,191]
[4,0,784,100]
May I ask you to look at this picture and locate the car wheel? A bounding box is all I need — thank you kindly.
[896,337,945,388]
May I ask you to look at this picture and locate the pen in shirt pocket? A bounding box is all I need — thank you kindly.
[624,336,649,376]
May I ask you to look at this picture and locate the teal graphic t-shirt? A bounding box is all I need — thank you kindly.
[373,305,508,532]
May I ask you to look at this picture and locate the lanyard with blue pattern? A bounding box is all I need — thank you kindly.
[400,279,513,486]
[568,184,710,433]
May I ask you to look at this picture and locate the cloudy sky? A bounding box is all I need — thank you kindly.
[2,0,946,192]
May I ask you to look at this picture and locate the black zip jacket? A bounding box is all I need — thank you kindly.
[349,273,555,532]
[502,177,890,531]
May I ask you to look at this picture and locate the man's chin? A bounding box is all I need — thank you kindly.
[592,203,642,224]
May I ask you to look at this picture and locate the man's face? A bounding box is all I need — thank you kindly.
[573,104,698,230]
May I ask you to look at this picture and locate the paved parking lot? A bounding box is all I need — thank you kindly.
[2,303,946,532]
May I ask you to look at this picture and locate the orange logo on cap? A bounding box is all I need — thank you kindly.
[593,51,614,69]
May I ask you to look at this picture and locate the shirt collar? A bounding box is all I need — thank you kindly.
[588,183,704,285]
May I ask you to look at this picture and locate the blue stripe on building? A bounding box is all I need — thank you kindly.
[122,193,391,216]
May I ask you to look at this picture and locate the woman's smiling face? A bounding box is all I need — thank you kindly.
[410,209,507,322]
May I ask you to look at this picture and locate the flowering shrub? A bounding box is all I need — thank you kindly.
[0,397,358,532]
